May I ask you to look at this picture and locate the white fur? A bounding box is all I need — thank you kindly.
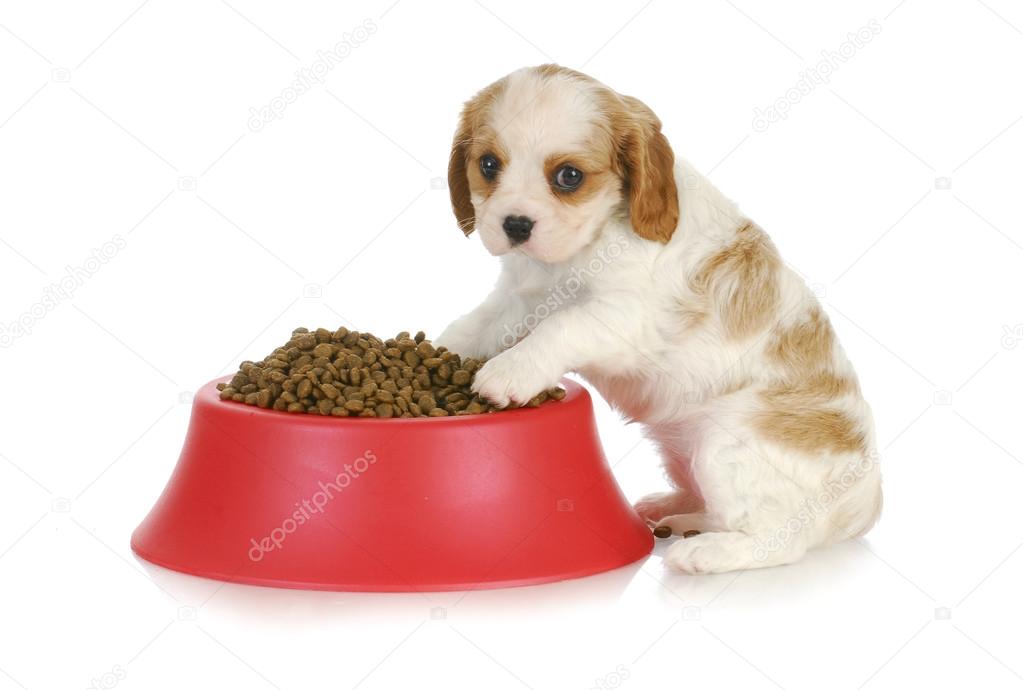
[439,68,882,574]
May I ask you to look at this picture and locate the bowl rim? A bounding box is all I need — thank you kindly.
[205,375,583,425]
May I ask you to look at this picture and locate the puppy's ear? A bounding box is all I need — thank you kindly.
[448,107,476,236]
[612,95,679,243]
[449,79,506,236]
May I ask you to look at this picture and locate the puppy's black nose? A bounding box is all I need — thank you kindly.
[502,215,534,244]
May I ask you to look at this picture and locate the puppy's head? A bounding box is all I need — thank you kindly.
[448,65,678,263]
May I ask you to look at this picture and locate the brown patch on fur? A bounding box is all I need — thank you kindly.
[465,130,508,201]
[543,150,616,206]
[532,65,678,239]
[764,305,860,400]
[448,77,508,236]
[690,221,780,339]
[604,94,679,243]
[756,305,865,455]
[534,63,593,82]
[767,304,834,372]
[761,373,857,404]
[753,406,867,455]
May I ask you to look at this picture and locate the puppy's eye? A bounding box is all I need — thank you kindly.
[479,154,500,181]
[554,165,583,191]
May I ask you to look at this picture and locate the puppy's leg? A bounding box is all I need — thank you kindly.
[662,426,816,574]
[473,299,645,407]
[435,288,530,359]
[634,491,696,523]
[635,448,704,522]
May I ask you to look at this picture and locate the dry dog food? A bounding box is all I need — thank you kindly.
[652,525,672,539]
[216,327,565,417]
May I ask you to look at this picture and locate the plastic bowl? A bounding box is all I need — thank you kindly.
[131,377,652,592]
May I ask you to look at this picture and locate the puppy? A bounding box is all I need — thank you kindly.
[437,65,881,574]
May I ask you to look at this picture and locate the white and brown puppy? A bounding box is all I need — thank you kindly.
[437,65,881,574]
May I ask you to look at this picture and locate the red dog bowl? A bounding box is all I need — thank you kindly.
[131,378,652,592]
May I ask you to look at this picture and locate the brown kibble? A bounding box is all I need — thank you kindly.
[527,391,549,408]
[653,525,672,539]
[682,530,701,539]
[313,343,334,359]
[221,327,568,419]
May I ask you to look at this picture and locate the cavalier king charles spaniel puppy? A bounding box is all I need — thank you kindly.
[437,65,881,574]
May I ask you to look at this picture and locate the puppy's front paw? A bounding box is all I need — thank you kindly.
[472,348,557,408]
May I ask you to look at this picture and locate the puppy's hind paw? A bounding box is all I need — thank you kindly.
[664,533,748,575]
[634,491,689,523]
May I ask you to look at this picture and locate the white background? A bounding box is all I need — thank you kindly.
[2,0,1022,688]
